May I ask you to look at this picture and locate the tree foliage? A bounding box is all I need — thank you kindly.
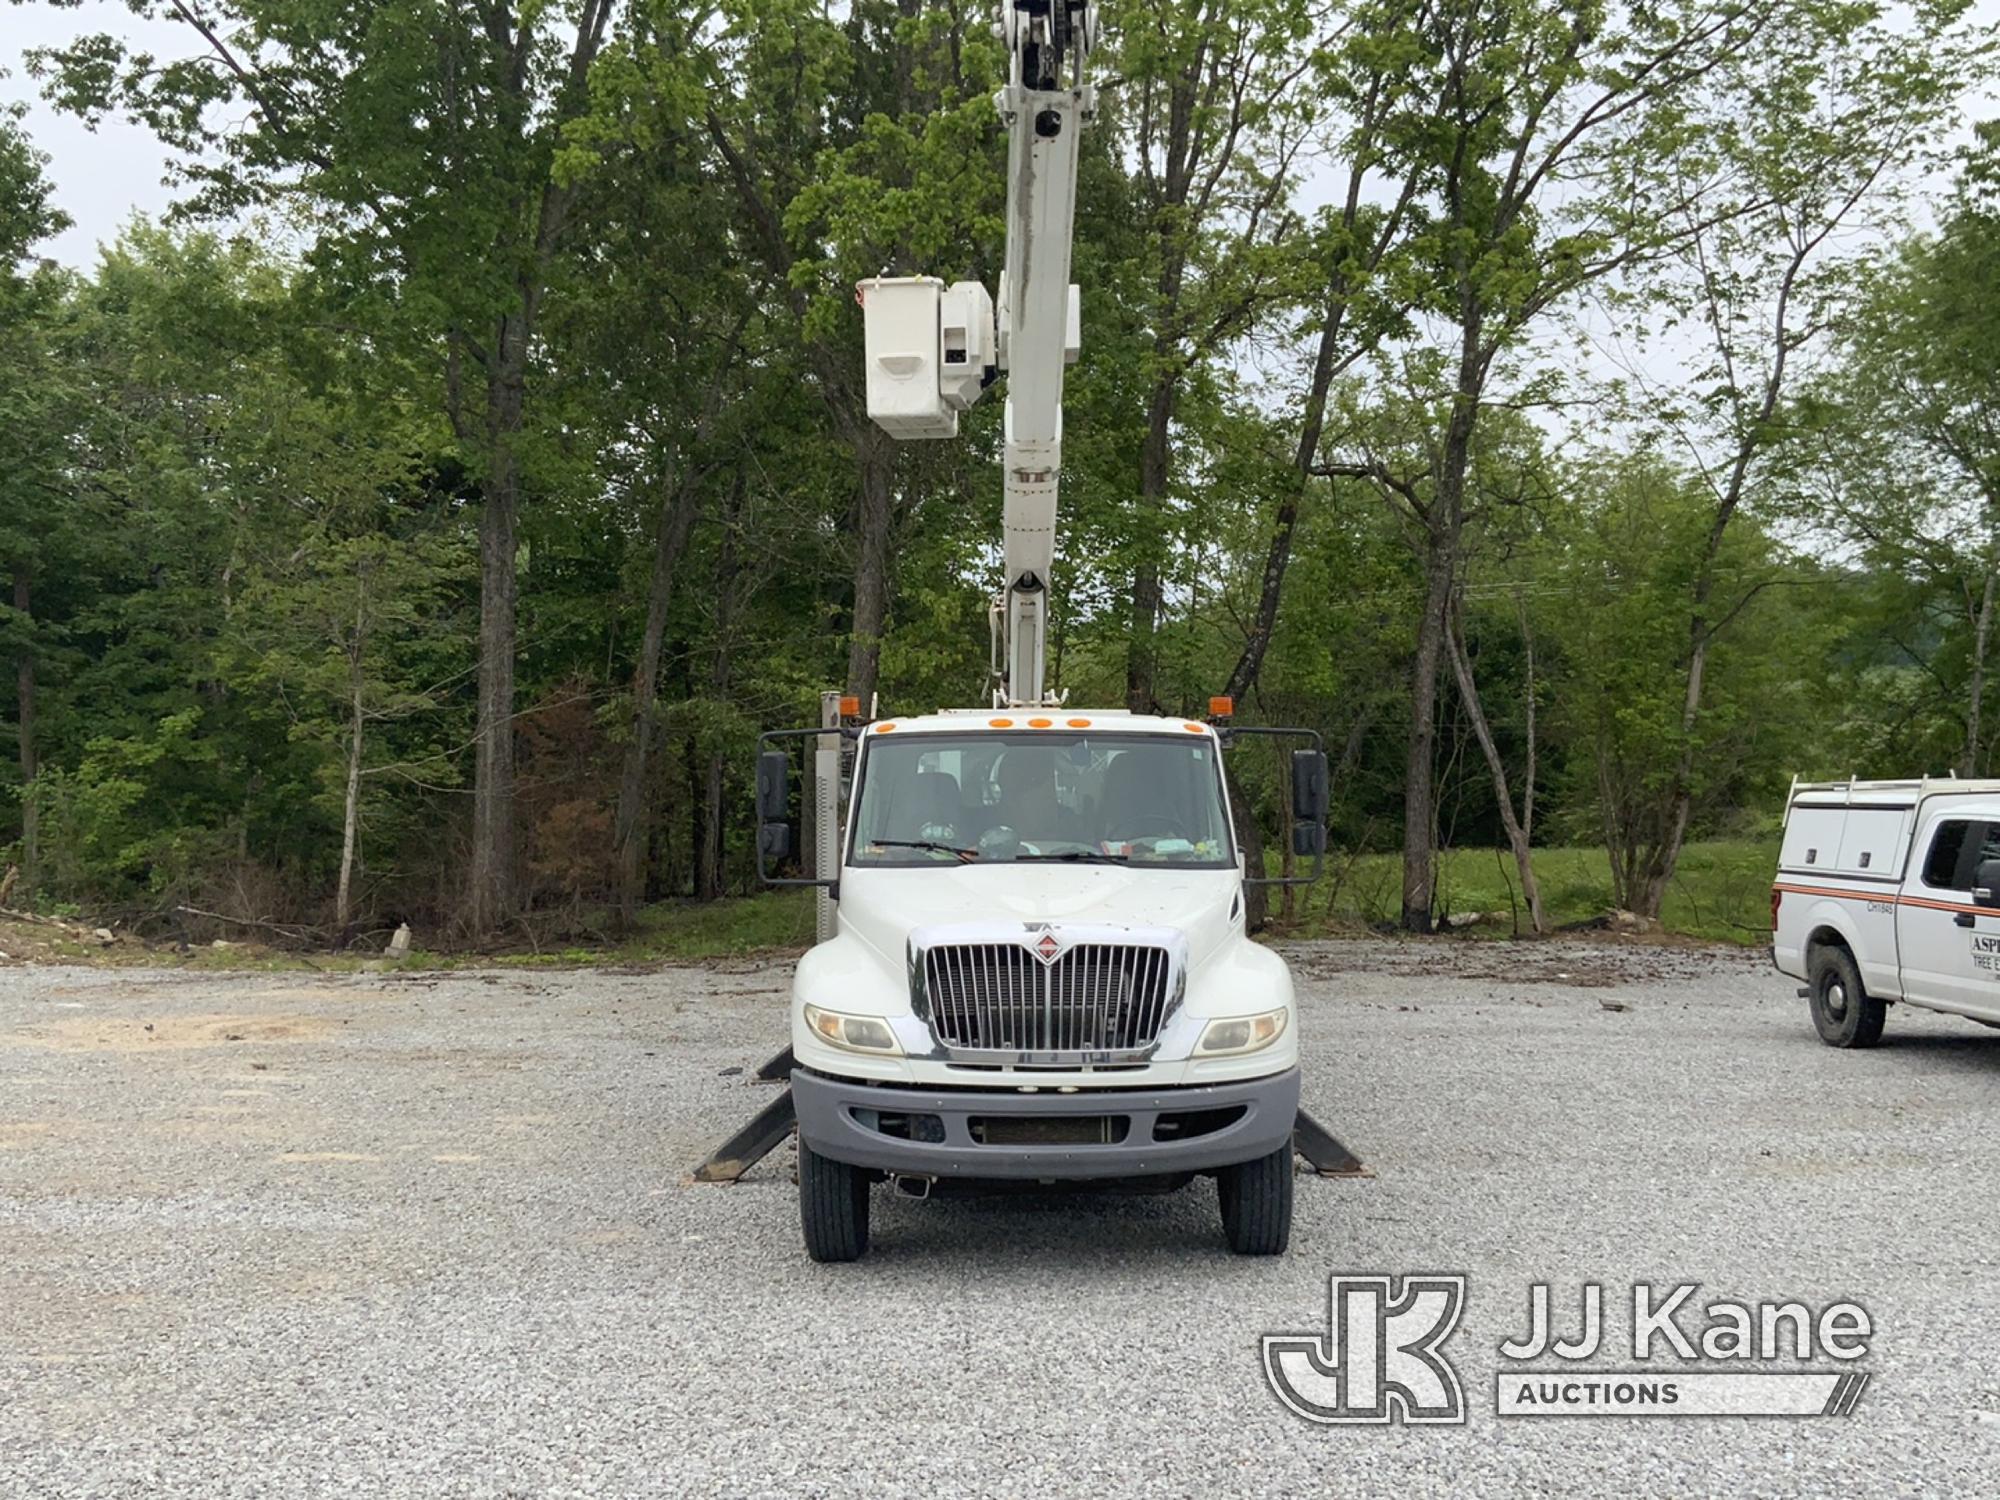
[2,0,1995,941]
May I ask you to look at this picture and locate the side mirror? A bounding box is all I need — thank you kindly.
[1291,749,1329,822]
[756,750,790,823]
[1977,858,2000,907]
[1231,727,1327,888]
[760,821,793,863]
[754,727,842,891]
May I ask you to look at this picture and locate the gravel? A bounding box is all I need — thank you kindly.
[2,939,1997,1498]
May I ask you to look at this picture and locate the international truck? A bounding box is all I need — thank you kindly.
[752,0,1326,1261]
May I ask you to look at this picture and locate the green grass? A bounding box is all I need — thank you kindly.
[598,838,1779,957]
[453,839,1782,963]
[427,890,821,969]
[15,840,1776,973]
[596,889,821,962]
[1272,837,1779,944]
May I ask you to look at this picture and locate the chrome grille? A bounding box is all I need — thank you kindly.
[921,942,1173,1056]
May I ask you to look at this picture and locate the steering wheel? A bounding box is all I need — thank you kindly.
[1107,815,1182,841]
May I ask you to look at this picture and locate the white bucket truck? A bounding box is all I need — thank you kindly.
[752,0,1326,1260]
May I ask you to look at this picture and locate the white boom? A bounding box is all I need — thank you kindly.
[858,0,1098,708]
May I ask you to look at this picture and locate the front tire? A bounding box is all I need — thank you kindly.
[1808,944,1886,1049]
[799,1140,870,1262]
[1217,1144,1293,1255]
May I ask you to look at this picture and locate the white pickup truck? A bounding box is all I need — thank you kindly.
[1773,776,2000,1047]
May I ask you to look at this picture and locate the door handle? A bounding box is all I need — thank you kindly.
[1955,912,1975,928]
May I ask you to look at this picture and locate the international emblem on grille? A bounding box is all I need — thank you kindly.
[1034,932,1062,963]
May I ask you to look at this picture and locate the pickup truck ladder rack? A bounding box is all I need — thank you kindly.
[1788,772,2000,802]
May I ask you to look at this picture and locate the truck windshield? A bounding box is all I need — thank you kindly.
[849,732,1235,868]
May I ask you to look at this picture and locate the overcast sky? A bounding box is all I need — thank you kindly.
[6,0,1997,270]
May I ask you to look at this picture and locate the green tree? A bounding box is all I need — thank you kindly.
[1801,130,2000,771]
[221,532,469,933]
[1314,0,1975,930]
[1606,1,1983,916]
[0,104,72,895]
[1546,451,1836,909]
[1095,0,1317,712]
[691,0,1007,710]
[29,0,627,933]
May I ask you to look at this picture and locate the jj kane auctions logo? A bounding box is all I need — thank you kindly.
[1264,1276,1874,1423]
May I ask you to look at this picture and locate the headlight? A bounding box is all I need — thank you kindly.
[803,1003,904,1056]
[1194,1007,1289,1057]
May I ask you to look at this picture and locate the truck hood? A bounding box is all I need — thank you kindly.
[834,863,1243,978]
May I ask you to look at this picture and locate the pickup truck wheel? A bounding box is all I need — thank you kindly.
[798,1140,870,1262]
[1217,1144,1293,1255]
[1808,946,1886,1049]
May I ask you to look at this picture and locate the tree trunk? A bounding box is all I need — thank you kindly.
[1277,738,1297,925]
[1636,627,1709,920]
[613,469,703,927]
[1222,81,1420,706]
[697,476,742,902]
[456,0,615,936]
[683,732,702,899]
[1224,287,1343,705]
[1633,244,1809,921]
[1399,287,1483,933]
[1967,565,1995,777]
[337,678,365,933]
[1401,541,1453,932]
[1597,742,1637,912]
[845,422,896,710]
[1126,380,1175,713]
[699,755,727,900]
[1443,598,1545,934]
[336,566,373,938]
[12,569,35,893]
[470,327,527,936]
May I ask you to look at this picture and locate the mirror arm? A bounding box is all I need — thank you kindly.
[755,725,851,890]
[1228,725,1327,888]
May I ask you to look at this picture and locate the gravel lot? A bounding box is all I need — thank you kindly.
[2,937,1997,1498]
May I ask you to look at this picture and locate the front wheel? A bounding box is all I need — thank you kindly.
[799,1139,870,1262]
[1808,945,1886,1049]
[1217,1143,1294,1255]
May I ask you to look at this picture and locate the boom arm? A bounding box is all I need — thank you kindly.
[858,0,1098,707]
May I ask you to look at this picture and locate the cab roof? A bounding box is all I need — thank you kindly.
[862,709,1217,738]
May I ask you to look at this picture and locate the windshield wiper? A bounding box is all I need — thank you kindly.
[868,839,980,862]
[1017,850,1131,864]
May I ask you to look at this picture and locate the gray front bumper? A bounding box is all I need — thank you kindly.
[792,1066,1301,1180]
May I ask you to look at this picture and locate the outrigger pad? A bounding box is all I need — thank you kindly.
[1293,1109,1371,1177]
[689,1089,797,1184]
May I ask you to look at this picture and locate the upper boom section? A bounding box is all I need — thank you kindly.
[858,1,1098,708]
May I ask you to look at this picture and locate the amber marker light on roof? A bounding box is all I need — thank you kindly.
[1066,718,1090,728]
[874,722,896,733]
[989,718,1014,728]
[1028,717,1053,728]
[1183,722,1206,733]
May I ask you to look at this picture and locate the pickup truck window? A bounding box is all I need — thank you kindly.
[1974,825,2000,884]
[1923,820,1973,889]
